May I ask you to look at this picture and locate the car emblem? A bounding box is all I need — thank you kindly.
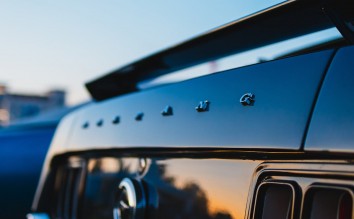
[240,93,255,106]
[161,105,173,116]
[195,100,210,112]
[112,116,120,124]
[135,113,144,121]
[82,121,89,129]
[96,119,104,127]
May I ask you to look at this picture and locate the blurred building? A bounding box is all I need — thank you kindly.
[0,85,66,125]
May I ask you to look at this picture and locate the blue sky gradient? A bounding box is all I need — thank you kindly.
[0,1,340,104]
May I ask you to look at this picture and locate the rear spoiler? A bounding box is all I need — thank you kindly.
[86,0,354,101]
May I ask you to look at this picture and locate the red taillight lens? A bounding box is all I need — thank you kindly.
[338,193,352,219]
[303,187,353,219]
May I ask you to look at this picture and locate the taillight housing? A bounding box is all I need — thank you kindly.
[253,181,298,219]
[303,185,354,219]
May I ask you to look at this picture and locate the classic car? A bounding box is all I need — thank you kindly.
[28,0,354,218]
[0,121,55,219]
[0,105,85,219]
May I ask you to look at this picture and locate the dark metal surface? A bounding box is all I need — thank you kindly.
[54,157,261,219]
[305,45,354,152]
[85,0,353,101]
[66,50,334,150]
[32,153,354,219]
[145,159,260,219]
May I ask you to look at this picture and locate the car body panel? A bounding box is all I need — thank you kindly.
[60,50,334,151]
[305,45,354,152]
[80,157,260,219]
[0,126,55,219]
[29,0,354,217]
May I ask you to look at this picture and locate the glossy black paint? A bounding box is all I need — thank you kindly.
[31,45,354,219]
[34,152,354,219]
[144,158,260,219]
[67,50,335,151]
[80,158,140,219]
[39,156,260,219]
[306,45,354,152]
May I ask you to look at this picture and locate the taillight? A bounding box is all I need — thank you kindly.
[338,192,352,219]
[253,182,297,219]
[303,186,353,219]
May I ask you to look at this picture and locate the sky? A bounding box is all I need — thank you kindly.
[0,0,341,105]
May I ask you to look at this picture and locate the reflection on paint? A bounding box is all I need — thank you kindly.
[81,157,261,219]
[145,159,261,219]
[87,157,140,173]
